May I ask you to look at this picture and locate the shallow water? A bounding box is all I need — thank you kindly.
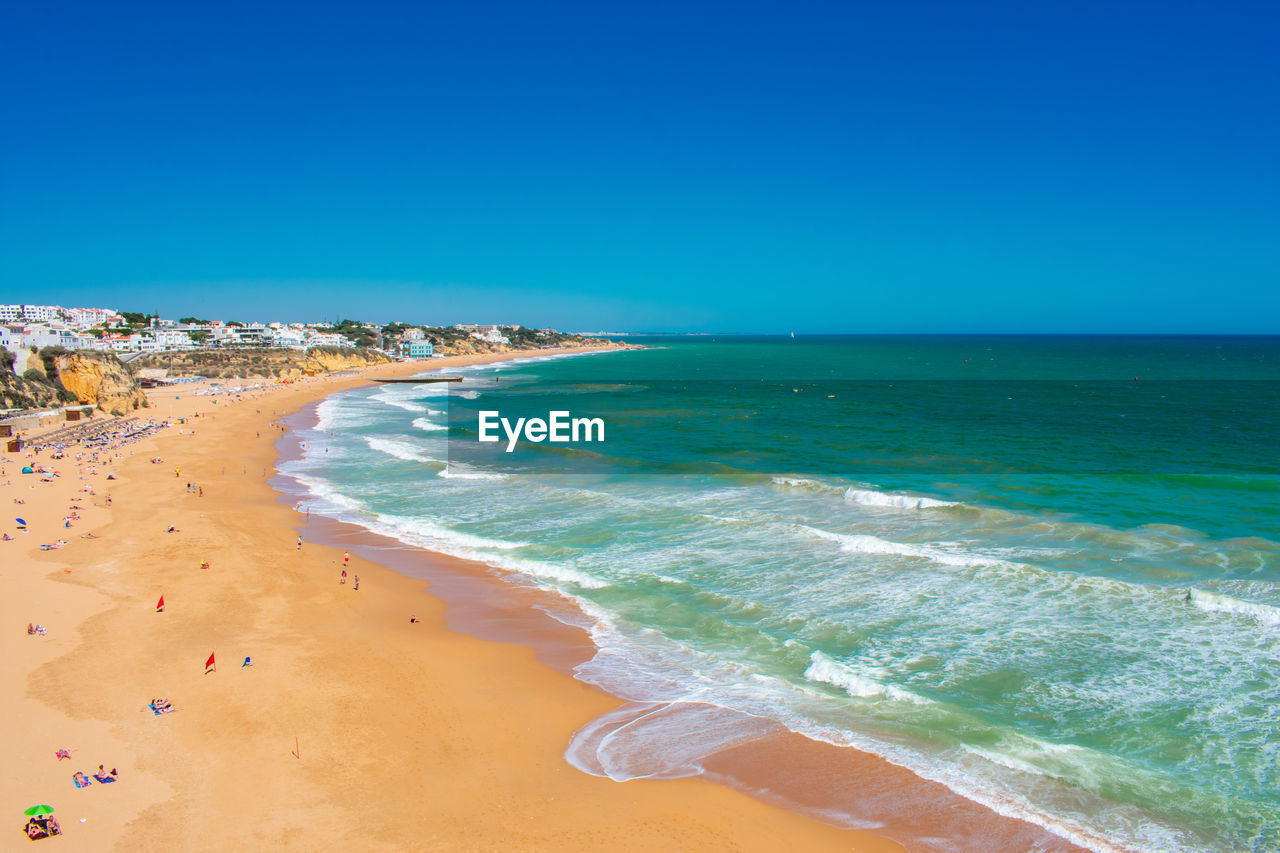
[281,336,1280,852]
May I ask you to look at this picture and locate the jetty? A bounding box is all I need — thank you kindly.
[371,376,464,384]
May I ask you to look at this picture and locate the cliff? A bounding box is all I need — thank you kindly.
[432,336,633,357]
[132,347,392,381]
[1,348,145,415]
[57,351,149,415]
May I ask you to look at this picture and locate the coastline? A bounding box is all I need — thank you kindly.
[274,353,1097,853]
[2,346,905,852]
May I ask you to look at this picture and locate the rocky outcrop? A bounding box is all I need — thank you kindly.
[56,351,148,415]
[133,347,392,381]
[0,349,145,414]
[432,336,633,357]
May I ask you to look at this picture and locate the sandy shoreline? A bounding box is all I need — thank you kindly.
[2,347,911,852]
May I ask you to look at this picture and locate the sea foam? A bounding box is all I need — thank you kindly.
[411,416,448,431]
[804,651,932,705]
[1189,588,1280,627]
[363,436,441,464]
[771,476,956,510]
[843,487,956,509]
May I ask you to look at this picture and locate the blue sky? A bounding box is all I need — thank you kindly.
[1,1,1277,332]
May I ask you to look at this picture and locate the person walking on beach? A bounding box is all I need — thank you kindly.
[340,569,347,585]
[353,575,359,591]
[296,535,302,550]
[343,551,350,566]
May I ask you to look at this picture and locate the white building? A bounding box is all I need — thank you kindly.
[0,323,107,361]
[68,307,122,329]
[306,332,356,349]
[270,328,308,349]
[0,304,65,324]
[153,329,194,350]
[471,327,509,344]
[211,323,270,347]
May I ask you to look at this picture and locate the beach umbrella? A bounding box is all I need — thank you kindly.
[21,466,33,474]
[23,805,54,816]
[16,518,27,526]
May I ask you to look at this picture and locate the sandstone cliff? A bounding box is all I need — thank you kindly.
[1,349,145,414]
[133,346,392,381]
[57,351,148,415]
[432,337,632,357]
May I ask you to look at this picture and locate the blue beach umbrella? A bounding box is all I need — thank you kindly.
[15,518,27,526]
[21,466,34,474]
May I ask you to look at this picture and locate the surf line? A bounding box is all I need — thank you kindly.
[477,410,605,452]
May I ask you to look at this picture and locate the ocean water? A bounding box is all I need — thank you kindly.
[280,336,1280,852]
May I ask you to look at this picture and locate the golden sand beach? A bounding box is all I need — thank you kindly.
[1,348,908,852]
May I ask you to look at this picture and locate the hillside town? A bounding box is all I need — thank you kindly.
[0,302,622,416]
[1,303,574,363]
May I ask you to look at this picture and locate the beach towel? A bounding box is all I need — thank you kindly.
[25,816,60,839]
[72,772,91,788]
[93,773,116,784]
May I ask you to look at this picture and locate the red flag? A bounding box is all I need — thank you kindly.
[156,595,164,612]
[205,651,216,673]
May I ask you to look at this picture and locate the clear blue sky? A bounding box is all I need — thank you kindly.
[1,1,1277,332]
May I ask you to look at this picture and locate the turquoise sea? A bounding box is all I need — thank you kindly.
[280,336,1280,852]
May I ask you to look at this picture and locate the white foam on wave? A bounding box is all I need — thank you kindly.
[379,398,428,413]
[843,487,956,510]
[289,472,608,589]
[364,436,441,464]
[799,524,999,569]
[773,477,958,511]
[794,524,1173,608]
[804,651,933,705]
[566,701,777,781]
[565,616,1168,853]
[1190,589,1280,627]
[438,464,507,481]
[373,512,524,551]
[411,416,447,431]
[771,476,833,491]
[315,395,377,431]
[369,513,606,588]
[285,471,368,516]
